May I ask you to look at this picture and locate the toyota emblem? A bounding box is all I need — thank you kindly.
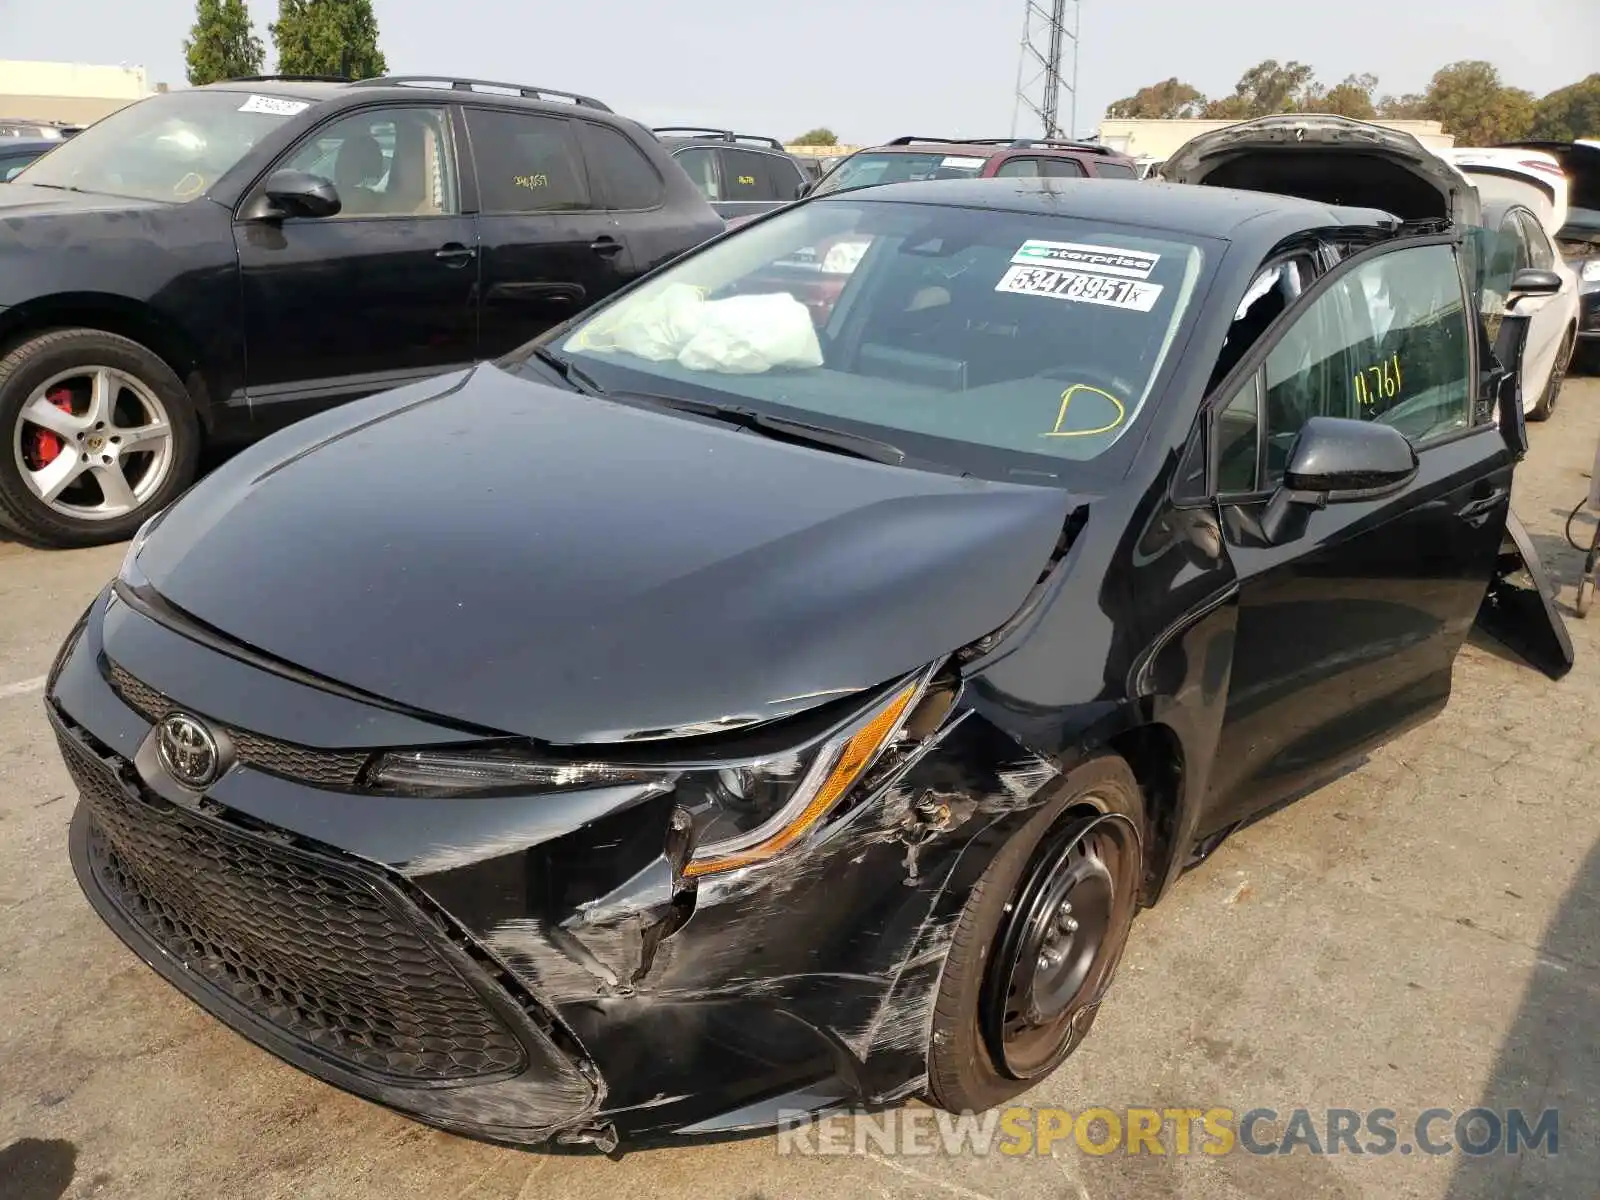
[157,713,221,789]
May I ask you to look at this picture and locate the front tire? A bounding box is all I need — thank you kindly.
[0,329,199,547]
[1527,329,1574,422]
[926,753,1144,1114]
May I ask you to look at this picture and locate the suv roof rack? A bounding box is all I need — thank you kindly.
[1007,137,1115,152]
[225,74,351,83]
[886,136,1008,147]
[653,126,785,150]
[350,75,612,111]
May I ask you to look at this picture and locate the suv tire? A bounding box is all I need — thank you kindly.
[0,329,200,547]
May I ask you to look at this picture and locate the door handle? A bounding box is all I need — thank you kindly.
[435,243,477,265]
[1457,487,1508,524]
[589,236,624,257]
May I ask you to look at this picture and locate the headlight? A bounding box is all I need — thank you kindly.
[364,747,662,797]
[679,671,927,877]
[1582,259,1600,284]
[363,668,934,877]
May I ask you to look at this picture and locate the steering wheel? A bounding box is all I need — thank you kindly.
[1037,367,1135,440]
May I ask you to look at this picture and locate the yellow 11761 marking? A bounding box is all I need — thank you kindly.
[1354,353,1403,409]
[1041,384,1127,438]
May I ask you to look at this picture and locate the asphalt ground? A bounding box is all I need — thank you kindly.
[2,379,1597,1200]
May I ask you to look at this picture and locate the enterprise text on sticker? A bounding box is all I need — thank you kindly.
[1011,240,1161,280]
[995,265,1164,312]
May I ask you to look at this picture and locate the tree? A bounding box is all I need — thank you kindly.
[1204,59,1320,119]
[1530,74,1600,140]
[271,0,386,80]
[790,128,838,146]
[184,0,264,86]
[1377,92,1429,120]
[1105,78,1206,120]
[1419,60,1534,145]
[1317,73,1378,121]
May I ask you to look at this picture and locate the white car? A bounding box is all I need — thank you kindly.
[1443,147,1581,418]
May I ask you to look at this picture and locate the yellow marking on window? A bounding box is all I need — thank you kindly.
[1041,383,1127,437]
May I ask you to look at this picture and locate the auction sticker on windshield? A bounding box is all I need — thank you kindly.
[1012,240,1160,280]
[996,265,1164,312]
[238,95,310,117]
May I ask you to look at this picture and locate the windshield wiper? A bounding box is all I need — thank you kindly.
[528,346,606,395]
[615,391,905,466]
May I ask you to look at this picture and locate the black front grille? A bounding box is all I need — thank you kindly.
[58,720,527,1084]
[105,660,369,788]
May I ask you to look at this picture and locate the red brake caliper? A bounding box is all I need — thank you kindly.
[25,387,75,470]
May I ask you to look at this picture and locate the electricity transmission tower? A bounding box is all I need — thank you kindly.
[1011,0,1081,140]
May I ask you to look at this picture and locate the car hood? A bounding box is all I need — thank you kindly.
[1163,115,1481,227]
[132,365,1074,745]
[0,181,171,218]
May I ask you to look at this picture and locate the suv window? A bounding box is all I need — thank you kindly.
[994,156,1086,179]
[466,108,590,213]
[721,148,797,202]
[1515,210,1556,269]
[578,123,663,210]
[674,146,719,201]
[1093,160,1137,180]
[279,106,458,218]
[1218,244,1472,492]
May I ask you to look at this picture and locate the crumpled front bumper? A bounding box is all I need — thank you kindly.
[49,588,1051,1145]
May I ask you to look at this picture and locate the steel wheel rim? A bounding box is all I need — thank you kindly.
[982,808,1140,1080]
[12,365,174,521]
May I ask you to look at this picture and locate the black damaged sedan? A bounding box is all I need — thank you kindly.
[48,173,1568,1150]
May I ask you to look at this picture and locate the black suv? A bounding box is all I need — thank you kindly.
[0,76,724,547]
[653,127,809,220]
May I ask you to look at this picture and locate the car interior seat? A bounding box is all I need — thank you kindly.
[334,132,386,214]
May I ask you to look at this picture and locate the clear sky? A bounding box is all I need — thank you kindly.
[5,0,1596,143]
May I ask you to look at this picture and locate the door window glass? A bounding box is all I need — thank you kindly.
[674,146,719,201]
[580,123,663,209]
[995,156,1086,179]
[1261,243,1471,482]
[278,106,457,218]
[1516,210,1556,269]
[720,148,784,201]
[1215,375,1261,493]
[1093,159,1137,179]
[466,109,590,213]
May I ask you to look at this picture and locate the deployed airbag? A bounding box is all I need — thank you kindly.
[597,284,824,374]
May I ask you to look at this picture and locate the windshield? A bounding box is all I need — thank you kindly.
[12,90,309,201]
[537,196,1210,481]
[812,151,988,196]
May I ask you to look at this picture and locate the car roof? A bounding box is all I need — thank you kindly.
[833,177,1398,241]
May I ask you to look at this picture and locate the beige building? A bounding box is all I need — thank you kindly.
[0,59,158,126]
[1095,118,1456,164]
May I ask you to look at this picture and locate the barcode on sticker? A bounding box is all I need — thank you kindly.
[995,265,1164,311]
[1011,240,1160,279]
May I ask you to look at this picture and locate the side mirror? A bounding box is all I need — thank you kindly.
[1260,417,1418,544]
[1505,267,1563,315]
[242,169,341,221]
[796,180,814,199]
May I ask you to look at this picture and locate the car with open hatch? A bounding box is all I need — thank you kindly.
[0,74,722,548]
[47,162,1570,1151]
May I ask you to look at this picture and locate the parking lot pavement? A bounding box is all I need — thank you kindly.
[2,385,1597,1200]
